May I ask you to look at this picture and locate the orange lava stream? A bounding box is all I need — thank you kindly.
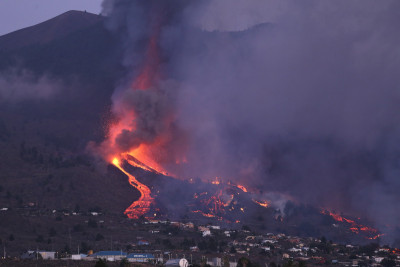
[367,234,385,240]
[321,210,382,239]
[105,17,177,218]
[112,156,154,219]
[125,152,169,176]
[237,185,248,192]
[253,199,269,208]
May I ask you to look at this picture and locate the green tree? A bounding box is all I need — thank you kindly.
[63,244,71,254]
[242,225,251,231]
[49,227,57,237]
[81,242,90,253]
[381,258,396,267]
[88,219,98,228]
[95,233,104,241]
[35,235,44,243]
[74,204,80,213]
[120,258,129,267]
[238,257,251,267]
[223,255,230,267]
[8,234,14,241]
[95,259,108,267]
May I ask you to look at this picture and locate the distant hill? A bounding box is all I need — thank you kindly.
[0,10,103,51]
[0,10,124,146]
[0,10,124,82]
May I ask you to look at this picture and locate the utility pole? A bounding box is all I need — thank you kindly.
[68,228,71,252]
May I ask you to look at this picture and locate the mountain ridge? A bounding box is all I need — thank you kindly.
[0,10,103,52]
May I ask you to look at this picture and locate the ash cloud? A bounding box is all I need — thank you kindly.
[115,85,174,151]
[102,0,400,243]
[99,0,187,155]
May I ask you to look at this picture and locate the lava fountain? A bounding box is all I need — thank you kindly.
[101,5,187,219]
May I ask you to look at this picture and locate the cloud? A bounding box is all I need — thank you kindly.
[0,69,60,102]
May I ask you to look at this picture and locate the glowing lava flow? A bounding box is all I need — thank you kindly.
[125,153,169,176]
[252,199,269,208]
[321,210,383,240]
[236,184,248,192]
[112,156,154,219]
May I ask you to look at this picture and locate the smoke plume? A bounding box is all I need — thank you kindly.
[0,69,60,102]
[101,0,400,244]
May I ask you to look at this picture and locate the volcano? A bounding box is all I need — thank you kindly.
[2,2,400,256]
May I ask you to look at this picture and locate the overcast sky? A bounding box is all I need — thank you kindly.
[0,0,103,36]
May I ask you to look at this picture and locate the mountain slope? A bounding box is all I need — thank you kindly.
[0,10,103,51]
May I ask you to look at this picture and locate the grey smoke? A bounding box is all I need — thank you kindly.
[114,85,174,151]
[0,69,60,102]
[102,0,400,243]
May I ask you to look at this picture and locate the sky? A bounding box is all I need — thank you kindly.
[0,0,103,36]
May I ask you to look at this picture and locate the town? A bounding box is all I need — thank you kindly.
[1,217,399,267]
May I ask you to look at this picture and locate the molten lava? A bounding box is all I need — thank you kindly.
[112,155,154,219]
[253,199,269,208]
[321,210,383,239]
[125,152,169,176]
[237,184,248,192]
[211,177,221,185]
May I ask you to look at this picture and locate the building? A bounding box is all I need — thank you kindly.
[127,253,155,263]
[20,251,55,260]
[202,230,212,237]
[91,251,127,261]
[71,254,87,260]
[38,251,56,260]
[166,258,189,267]
[207,257,222,267]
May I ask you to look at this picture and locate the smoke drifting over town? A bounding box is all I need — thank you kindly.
[101,0,400,243]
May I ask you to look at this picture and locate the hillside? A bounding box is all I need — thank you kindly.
[0,11,138,254]
[0,10,103,51]
[0,9,131,208]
